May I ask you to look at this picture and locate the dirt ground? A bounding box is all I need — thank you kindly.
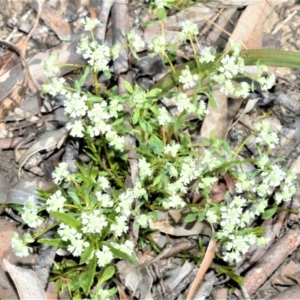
[1,0,300,299]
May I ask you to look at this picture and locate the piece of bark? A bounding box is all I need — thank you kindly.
[243,229,300,296]
[268,284,300,300]
[112,0,129,75]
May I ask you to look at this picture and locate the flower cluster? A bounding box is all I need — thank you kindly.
[179,66,199,89]
[11,233,34,257]
[214,195,269,263]
[253,120,279,149]
[21,197,43,228]
[11,15,297,299]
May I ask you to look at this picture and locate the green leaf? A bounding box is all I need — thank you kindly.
[139,118,152,134]
[68,188,82,206]
[132,109,140,125]
[50,211,81,231]
[99,265,115,285]
[78,66,91,87]
[184,213,198,223]
[81,256,97,294]
[123,81,134,93]
[157,8,166,20]
[261,207,277,220]
[111,118,124,126]
[74,80,81,93]
[174,113,186,131]
[104,243,137,264]
[204,92,217,108]
[38,238,68,248]
[146,88,162,98]
[103,70,111,79]
[152,170,169,187]
[80,243,95,265]
[222,140,232,155]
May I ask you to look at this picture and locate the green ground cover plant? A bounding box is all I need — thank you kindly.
[9,3,300,299]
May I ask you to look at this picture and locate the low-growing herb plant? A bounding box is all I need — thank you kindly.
[9,9,298,300]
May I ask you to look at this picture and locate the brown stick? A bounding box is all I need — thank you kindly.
[243,229,300,296]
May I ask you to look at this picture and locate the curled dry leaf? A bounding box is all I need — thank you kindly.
[148,208,212,236]
[17,127,69,177]
[3,259,47,300]
[0,40,29,119]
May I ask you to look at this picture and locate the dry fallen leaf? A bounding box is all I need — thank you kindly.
[3,259,47,300]
[0,40,29,119]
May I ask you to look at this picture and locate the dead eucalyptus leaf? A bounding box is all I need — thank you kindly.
[125,263,153,299]
[3,259,48,300]
[148,209,212,236]
[0,40,29,119]
[6,177,54,205]
[17,127,69,177]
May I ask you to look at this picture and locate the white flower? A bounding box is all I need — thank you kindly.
[163,194,185,209]
[175,93,194,113]
[81,210,108,234]
[219,55,240,78]
[164,143,180,157]
[130,89,147,109]
[133,181,147,199]
[105,130,125,151]
[196,100,207,119]
[257,73,276,91]
[11,233,33,257]
[169,165,178,177]
[67,120,85,138]
[110,215,128,237]
[138,158,153,179]
[95,246,113,267]
[88,102,110,123]
[235,173,255,193]
[97,176,110,190]
[220,80,235,95]
[22,198,43,228]
[42,53,59,77]
[157,107,172,126]
[40,77,66,96]
[253,199,268,215]
[68,236,89,257]
[76,36,90,54]
[178,66,199,89]
[198,176,218,190]
[181,21,199,37]
[52,162,69,184]
[234,81,250,98]
[206,210,218,223]
[46,190,66,212]
[111,43,122,60]
[256,154,269,169]
[274,184,296,204]
[96,192,113,207]
[94,288,111,300]
[111,240,134,256]
[127,31,145,51]
[199,47,216,63]
[57,223,79,242]
[228,38,241,56]
[148,36,165,54]
[64,93,88,118]
[256,131,279,149]
[79,17,99,31]
[136,214,149,228]
[87,43,111,72]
